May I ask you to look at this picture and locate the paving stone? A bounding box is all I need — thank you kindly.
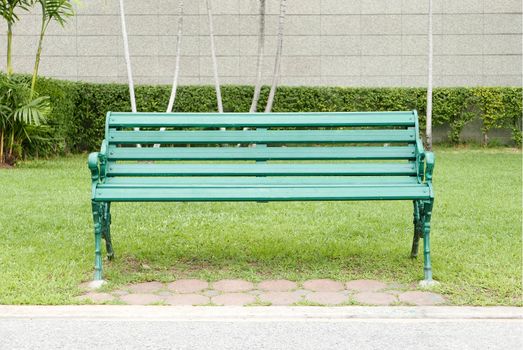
[346,280,388,292]
[127,282,164,294]
[303,279,344,292]
[387,282,407,290]
[353,292,397,306]
[384,290,403,295]
[165,294,209,306]
[202,290,220,297]
[112,290,129,296]
[212,279,254,292]
[212,293,256,306]
[258,280,298,292]
[167,279,209,293]
[157,291,173,297]
[259,291,303,306]
[306,292,348,305]
[119,293,164,305]
[76,292,114,303]
[399,291,446,306]
[294,289,311,297]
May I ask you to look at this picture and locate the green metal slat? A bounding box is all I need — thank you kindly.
[93,185,430,202]
[108,129,416,144]
[108,112,416,128]
[107,146,416,161]
[107,163,416,177]
[102,176,420,187]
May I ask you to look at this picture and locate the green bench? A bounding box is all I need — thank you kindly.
[88,111,435,284]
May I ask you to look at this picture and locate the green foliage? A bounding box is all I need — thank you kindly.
[27,78,523,155]
[0,74,51,164]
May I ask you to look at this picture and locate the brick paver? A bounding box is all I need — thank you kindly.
[353,292,397,306]
[127,282,164,294]
[399,291,446,305]
[306,292,348,305]
[78,278,446,307]
[212,293,256,306]
[165,294,209,306]
[303,279,344,292]
[168,279,209,293]
[346,280,388,292]
[120,293,164,305]
[259,291,303,306]
[212,279,254,292]
[258,280,297,292]
[76,292,114,303]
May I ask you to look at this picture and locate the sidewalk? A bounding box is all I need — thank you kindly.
[1,306,521,350]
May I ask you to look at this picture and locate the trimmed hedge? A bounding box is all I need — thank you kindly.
[31,77,522,155]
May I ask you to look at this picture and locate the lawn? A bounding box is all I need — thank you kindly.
[0,148,521,305]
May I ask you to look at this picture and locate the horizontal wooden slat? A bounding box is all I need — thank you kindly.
[93,185,430,202]
[108,112,416,128]
[107,146,416,161]
[107,163,416,177]
[102,176,420,187]
[108,130,416,144]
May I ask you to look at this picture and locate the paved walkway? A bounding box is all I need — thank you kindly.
[78,279,446,306]
[1,306,521,350]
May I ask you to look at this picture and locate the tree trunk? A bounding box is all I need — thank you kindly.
[31,21,48,94]
[7,22,13,76]
[205,0,223,113]
[166,0,184,113]
[426,0,433,150]
[265,0,287,113]
[0,129,4,164]
[250,0,266,113]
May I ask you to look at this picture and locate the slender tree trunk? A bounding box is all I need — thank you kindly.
[426,0,433,150]
[0,129,4,164]
[250,0,266,113]
[166,0,184,113]
[205,0,223,113]
[265,0,287,113]
[31,21,48,94]
[7,22,13,76]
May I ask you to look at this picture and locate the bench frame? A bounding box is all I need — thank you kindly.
[88,111,435,284]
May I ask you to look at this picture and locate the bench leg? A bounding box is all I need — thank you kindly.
[410,201,423,258]
[101,202,115,260]
[91,201,103,281]
[422,200,434,282]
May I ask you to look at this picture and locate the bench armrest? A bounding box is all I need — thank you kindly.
[88,152,100,182]
[424,151,435,183]
[88,140,109,198]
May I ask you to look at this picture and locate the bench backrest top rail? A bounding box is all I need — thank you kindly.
[107,111,416,128]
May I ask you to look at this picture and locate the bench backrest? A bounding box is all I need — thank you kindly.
[103,111,422,179]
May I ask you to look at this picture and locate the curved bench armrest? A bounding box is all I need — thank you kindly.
[424,151,435,183]
[88,152,100,182]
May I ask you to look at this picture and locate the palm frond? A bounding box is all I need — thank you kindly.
[12,96,50,125]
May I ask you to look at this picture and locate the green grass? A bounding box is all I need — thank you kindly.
[0,148,521,305]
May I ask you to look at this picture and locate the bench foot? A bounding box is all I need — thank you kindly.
[419,279,440,288]
[87,279,107,290]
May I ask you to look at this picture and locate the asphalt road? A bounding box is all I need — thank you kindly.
[1,306,521,350]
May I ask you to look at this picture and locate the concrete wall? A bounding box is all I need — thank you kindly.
[0,0,521,87]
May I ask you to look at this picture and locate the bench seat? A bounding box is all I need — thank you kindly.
[88,111,435,283]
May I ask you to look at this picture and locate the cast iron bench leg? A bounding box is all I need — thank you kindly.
[102,202,115,260]
[422,199,434,282]
[410,200,422,258]
[91,201,103,281]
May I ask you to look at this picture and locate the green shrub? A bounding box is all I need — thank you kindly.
[30,78,522,155]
